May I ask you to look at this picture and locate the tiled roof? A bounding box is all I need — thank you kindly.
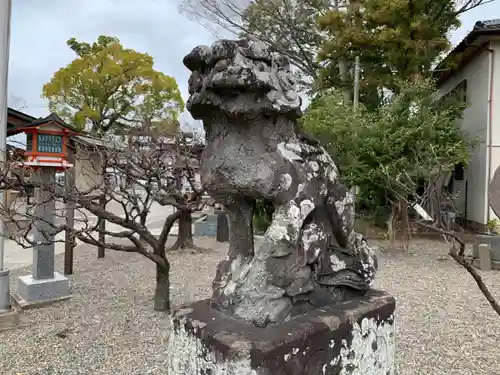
[7,107,37,123]
[434,18,500,84]
[474,19,500,29]
[7,112,82,135]
[72,134,122,150]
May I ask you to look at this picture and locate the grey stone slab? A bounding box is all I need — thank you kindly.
[17,272,70,303]
[33,244,55,279]
[478,244,492,271]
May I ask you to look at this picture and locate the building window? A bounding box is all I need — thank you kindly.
[454,163,465,181]
[37,134,63,153]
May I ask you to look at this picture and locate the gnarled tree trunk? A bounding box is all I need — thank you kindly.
[387,202,398,250]
[170,210,195,250]
[154,261,171,311]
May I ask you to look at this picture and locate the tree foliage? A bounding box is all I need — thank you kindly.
[0,129,204,311]
[252,198,274,234]
[240,0,329,86]
[180,0,492,95]
[316,0,491,106]
[42,35,184,136]
[301,78,473,218]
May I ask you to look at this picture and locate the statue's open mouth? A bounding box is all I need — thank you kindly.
[186,74,274,117]
[189,71,274,97]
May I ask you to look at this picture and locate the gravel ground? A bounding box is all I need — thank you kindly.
[0,237,500,375]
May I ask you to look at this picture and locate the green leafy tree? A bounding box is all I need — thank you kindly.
[240,0,329,86]
[316,0,490,107]
[302,78,473,240]
[181,0,490,97]
[42,35,183,136]
[252,198,274,234]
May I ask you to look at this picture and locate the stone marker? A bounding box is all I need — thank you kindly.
[16,168,70,306]
[167,38,395,374]
[477,244,492,271]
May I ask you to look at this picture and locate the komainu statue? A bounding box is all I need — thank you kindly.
[183,39,378,327]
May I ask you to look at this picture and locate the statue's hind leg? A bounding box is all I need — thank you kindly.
[317,183,378,291]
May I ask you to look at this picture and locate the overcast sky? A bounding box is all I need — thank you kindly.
[7,0,500,125]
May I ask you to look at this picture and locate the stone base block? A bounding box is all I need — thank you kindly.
[473,236,500,262]
[16,272,70,306]
[167,290,395,375]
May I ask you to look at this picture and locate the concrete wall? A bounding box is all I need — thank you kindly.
[438,49,492,225]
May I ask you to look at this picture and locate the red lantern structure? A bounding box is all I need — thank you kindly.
[7,113,81,170]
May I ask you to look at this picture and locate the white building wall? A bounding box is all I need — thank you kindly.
[438,49,492,225]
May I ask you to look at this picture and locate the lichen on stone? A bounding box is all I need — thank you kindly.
[337,317,395,375]
[167,317,258,375]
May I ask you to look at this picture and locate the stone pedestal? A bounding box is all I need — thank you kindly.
[167,290,395,375]
[17,272,70,305]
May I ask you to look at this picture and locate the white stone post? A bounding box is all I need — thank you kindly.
[0,0,12,313]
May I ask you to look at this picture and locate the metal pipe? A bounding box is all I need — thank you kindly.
[486,44,495,226]
[0,0,12,312]
[464,180,468,229]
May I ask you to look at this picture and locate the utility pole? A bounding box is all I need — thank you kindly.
[334,0,351,106]
[353,56,360,112]
[0,0,12,312]
[351,55,361,198]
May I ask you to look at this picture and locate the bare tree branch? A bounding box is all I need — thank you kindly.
[416,221,500,317]
[381,144,500,318]
[0,125,206,311]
